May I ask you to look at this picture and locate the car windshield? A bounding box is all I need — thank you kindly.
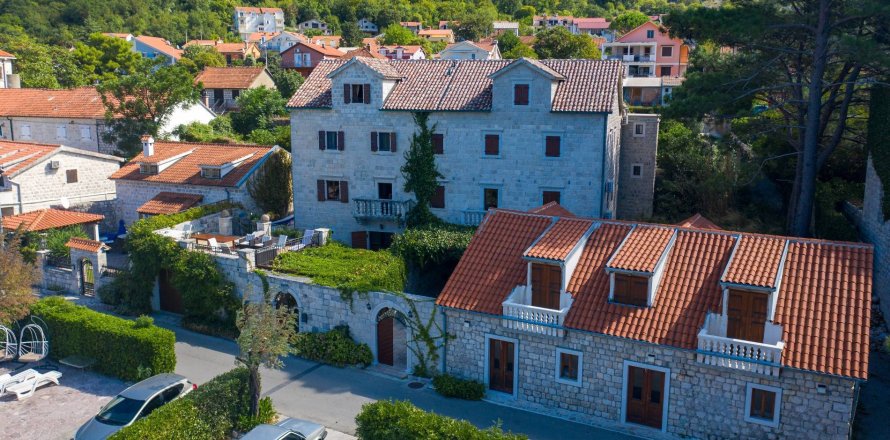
[95,396,144,426]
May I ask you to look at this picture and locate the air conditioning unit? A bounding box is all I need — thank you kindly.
[49,160,60,169]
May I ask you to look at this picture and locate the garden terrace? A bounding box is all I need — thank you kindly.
[270,242,406,295]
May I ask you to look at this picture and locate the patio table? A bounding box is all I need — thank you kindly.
[59,355,96,373]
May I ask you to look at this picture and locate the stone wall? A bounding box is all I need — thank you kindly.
[617,113,659,220]
[0,116,115,154]
[114,180,259,225]
[443,308,857,440]
[848,156,890,320]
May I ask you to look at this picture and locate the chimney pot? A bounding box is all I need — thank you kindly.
[141,135,155,157]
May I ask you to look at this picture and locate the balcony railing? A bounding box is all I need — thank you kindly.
[461,210,487,226]
[501,285,571,337]
[696,313,785,377]
[352,199,414,222]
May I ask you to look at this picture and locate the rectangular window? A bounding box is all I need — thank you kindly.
[745,384,781,427]
[659,66,672,77]
[634,123,645,137]
[231,90,240,100]
[555,348,582,385]
[293,53,303,67]
[347,83,370,104]
[80,126,92,140]
[543,191,560,205]
[432,133,444,155]
[1,207,14,216]
[431,185,445,209]
[646,30,654,38]
[56,125,67,139]
[632,164,643,178]
[613,274,648,306]
[139,164,159,175]
[377,182,393,200]
[201,168,221,179]
[303,53,311,66]
[545,136,561,157]
[378,132,391,152]
[531,263,561,309]
[65,169,78,183]
[484,134,499,156]
[661,46,673,57]
[513,84,529,105]
[319,131,344,151]
[483,188,499,210]
[316,179,349,202]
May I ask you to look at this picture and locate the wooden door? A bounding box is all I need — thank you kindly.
[626,366,665,429]
[531,264,561,310]
[614,274,648,306]
[158,269,183,314]
[488,339,514,394]
[726,290,768,342]
[377,317,394,366]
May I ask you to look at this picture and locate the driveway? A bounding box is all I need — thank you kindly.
[165,316,638,440]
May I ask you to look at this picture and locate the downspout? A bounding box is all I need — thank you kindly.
[441,308,448,374]
[95,120,102,151]
[600,116,608,218]
[6,117,14,140]
[11,180,22,213]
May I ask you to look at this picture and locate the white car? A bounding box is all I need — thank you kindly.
[241,417,328,440]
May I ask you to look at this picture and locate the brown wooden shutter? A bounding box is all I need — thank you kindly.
[318,131,325,150]
[339,180,349,203]
[316,180,326,201]
[390,132,397,152]
[485,134,499,155]
[337,131,345,151]
[514,84,529,105]
[363,83,371,104]
[432,133,444,154]
[431,185,445,208]
[351,231,368,249]
[343,83,351,104]
[545,136,561,157]
[371,132,378,151]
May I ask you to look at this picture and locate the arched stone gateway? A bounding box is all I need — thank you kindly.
[80,258,95,296]
[273,292,300,332]
[376,307,408,369]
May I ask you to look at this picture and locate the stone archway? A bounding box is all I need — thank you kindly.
[273,291,300,333]
[376,307,408,369]
[80,258,95,296]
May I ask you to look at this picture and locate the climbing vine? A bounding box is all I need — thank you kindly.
[401,112,443,228]
[396,292,453,378]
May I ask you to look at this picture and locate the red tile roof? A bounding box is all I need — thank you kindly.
[288,59,622,113]
[2,209,103,232]
[341,47,386,60]
[195,67,268,90]
[575,17,610,30]
[0,87,108,119]
[0,141,58,176]
[136,192,204,215]
[235,6,282,13]
[436,209,873,379]
[722,236,786,288]
[134,36,182,59]
[213,42,258,55]
[110,141,273,187]
[528,202,575,217]
[288,41,345,57]
[607,226,674,272]
[66,237,106,253]
[524,218,592,261]
[677,213,721,230]
[0,49,14,58]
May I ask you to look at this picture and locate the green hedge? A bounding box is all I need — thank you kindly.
[390,225,475,268]
[31,297,175,381]
[291,325,373,367]
[432,374,485,400]
[355,400,527,440]
[111,368,273,440]
[272,242,406,295]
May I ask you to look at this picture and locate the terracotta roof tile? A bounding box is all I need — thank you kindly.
[528,202,575,217]
[284,42,344,58]
[195,67,267,89]
[0,49,14,58]
[66,237,106,253]
[136,192,204,215]
[524,218,592,261]
[134,36,182,59]
[0,88,107,119]
[341,47,386,60]
[214,42,257,55]
[722,236,786,288]
[235,6,282,13]
[110,141,273,187]
[2,209,103,232]
[677,213,721,230]
[0,141,58,176]
[607,226,674,272]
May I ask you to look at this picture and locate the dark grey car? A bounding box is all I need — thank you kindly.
[240,417,328,440]
[73,373,194,440]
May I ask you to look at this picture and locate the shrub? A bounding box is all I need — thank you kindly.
[291,325,373,367]
[236,396,276,432]
[172,250,239,329]
[884,335,890,354]
[45,225,87,258]
[390,225,475,268]
[432,374,485,400]
[31,297,175,381]
[355,400,527,440]
[112,368,266,440]
[272,242,406,296]
[134,315,154,329]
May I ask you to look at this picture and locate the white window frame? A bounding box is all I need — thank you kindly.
[631,163,643,179]
[554,348,583,386]
[633,123,646,137]
[80,125,92,140]
[376,131,393,153]
[744,383,782,428]
[620,360,671,432]
[483,334,519,398]
[303,53,311,66]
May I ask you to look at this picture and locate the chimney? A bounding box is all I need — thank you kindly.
[141,134,155,157]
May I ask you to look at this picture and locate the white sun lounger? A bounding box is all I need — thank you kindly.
[0,369,39,395]
[5,370,62,400]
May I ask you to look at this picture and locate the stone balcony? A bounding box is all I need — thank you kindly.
[501,285,571,338]
[461,210,487,226]
[696,313,785,377]
[352,198,414,223]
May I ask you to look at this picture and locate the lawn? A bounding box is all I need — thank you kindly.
[271,242,406,294]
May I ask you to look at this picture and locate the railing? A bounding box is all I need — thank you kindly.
[695,313,785,377]
[461,210,487,226]
[44,254,72,270]
[501,286,570,337]
[352,199,414,222]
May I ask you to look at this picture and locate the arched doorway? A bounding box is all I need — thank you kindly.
[80,258,95,296]
[376,308,408,369]
[273,292,300,333]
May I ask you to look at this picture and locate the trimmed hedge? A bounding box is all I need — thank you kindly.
[31,297,175,381]
[291,325,373,368]
[111,368,273,440]
[432,374,485,400]
[355,400,527,440]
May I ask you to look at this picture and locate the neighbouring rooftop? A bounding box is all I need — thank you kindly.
[1,208,104,232]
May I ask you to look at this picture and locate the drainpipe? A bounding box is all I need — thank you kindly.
[95,120,102,151]
[11,180,22,213]
[6,117,14,140]
[441,309,448,374]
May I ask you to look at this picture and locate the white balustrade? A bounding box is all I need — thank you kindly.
[501,286,569,337]
[352,199,414,220]
[462,210,487,226]
[696,313,785,377]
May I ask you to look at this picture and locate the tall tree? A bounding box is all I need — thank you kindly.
[0,232,41,324]
[248,149,293,219]
[73,32,141,82]
[381,24,417,45]
[534,27,600,59]
[264,53,305,100]
[341,21,365,47]
[610,11,650,34]
[665,0,890,236]
[179,44,225,75]
[401,112,443,227]
[230,87,287,136]
[454,14,494,41]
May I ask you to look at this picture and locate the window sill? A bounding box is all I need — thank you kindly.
[481,155,502,159]
[744,416,780,428]
[555,378,582,387]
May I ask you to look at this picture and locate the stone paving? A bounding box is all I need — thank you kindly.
[0,365,127,440]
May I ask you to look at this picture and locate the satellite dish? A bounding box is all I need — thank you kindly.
[60,197,70,209]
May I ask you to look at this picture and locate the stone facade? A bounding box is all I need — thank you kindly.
[848,155,890,319]
[113,179,259,225]
[0,117,114,154]
[443,308,858,439]
[617,113,659,219]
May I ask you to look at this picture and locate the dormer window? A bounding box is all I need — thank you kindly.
[201,167,221,179]
[531,263,561,310]
[613,274,648,307]
[139,164,158,175]
[513,84,529,105]
[726,289,769,342]
[344,83,371,104]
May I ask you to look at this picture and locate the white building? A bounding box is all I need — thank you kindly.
[492,21,520,36]
[234,6,285,40]
[286,57,659,247]
[438,40,501,60]
[298,19,330,35]
[265,31,307,53]
[0,140,123,216]
[358,18,378,34]
[0,49,15,88]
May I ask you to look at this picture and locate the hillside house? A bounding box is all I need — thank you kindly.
[234,6,285,39]
[195,67,275,111]
[602,21,689,78]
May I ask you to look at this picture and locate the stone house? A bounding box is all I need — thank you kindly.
[298,19,330,35]
[602,21,689,78]
[436,207,871,439]
[848,154,890,320]
[195,66,276,112]
[280,42,344,76]
[0,140,123,216]
[376,45,425,60]
[286,57,658,246]
[417,29,455,43]
[234,6,285,40]
[358,18,378,34]
[438,40,501,60]
[110,136,285,225]
[0,49,15,88]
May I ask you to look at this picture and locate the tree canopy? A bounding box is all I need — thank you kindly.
[230,86,287,137]
[534,27,600,59]
[610,10,650,33]
[73,33,142,83]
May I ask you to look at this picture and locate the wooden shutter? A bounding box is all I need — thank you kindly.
[343,83,351,104]
[337,131,345,151]
[485,134,499,155]
[614,274,647,306]
[316,180,326,201]
[431,185,445,209]
[318,131,325,150]
[514,84,529,105]
[363,84,371,104]
[390,132,397,152]
[339,180,349,203]
[351,231,368,249]
[545,136,561,157]
[432,133,444,154]
[371,132,378,151]
[531,264,561,309]
[66,169,78,183]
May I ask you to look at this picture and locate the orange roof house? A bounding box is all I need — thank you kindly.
[195,67,276,110]
[1,208,103,232]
